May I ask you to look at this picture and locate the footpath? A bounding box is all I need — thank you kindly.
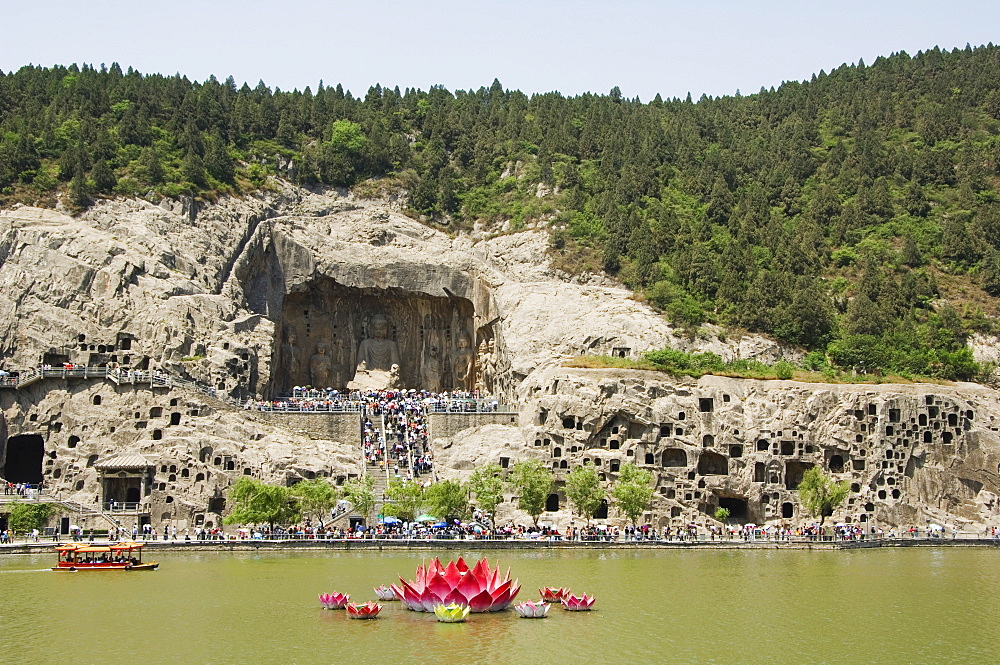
[3,536,999,555]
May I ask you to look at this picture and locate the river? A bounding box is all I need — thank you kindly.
[2,547,997,664]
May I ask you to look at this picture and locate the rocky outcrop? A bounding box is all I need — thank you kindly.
[504,368,1000,529]
[1,185,996,531]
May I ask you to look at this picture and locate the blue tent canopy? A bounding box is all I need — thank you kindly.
[380,516,400,524]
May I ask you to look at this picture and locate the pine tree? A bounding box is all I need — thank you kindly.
[91,159,116,193]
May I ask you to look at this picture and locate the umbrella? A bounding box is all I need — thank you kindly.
[432,522,448,528]
[380,516,400,524]
[416,514,437,523]
[929,523,944,531]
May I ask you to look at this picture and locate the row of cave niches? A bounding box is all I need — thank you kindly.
[534,395,970,523]
[39,396,194,490]
[43,332,142,369]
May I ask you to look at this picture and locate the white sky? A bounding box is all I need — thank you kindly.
[3,0,998,101]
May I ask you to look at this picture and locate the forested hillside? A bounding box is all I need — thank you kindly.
[3,45,1000,380]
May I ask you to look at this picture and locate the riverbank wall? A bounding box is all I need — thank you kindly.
[3,537,999,555]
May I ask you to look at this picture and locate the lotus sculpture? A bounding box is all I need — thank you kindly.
[433,602,471,623]
[395,557,520,612]
[513,600,550,618]
[318,592,350,609]
[374,585,399,601]
[561,593,595,611]
[539,587,570,603]
[345,601,382,619]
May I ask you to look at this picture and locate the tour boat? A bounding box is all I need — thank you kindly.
[52,542,159,571]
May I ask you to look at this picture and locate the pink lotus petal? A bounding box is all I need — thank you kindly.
[467,588,496,612]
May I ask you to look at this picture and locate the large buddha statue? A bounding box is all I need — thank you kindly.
[309,343,333,388]
[355,314,400,373]
[453,333,475,391]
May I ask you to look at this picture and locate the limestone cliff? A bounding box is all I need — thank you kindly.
[0,186,997,532]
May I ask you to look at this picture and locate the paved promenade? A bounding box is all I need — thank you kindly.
[3,535,998,555]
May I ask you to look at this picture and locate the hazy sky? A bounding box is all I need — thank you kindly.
[3,0,998,100]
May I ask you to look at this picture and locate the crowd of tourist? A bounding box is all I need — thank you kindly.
[359,390,434,478]
[3,482,42,498]
[243,387,500,414]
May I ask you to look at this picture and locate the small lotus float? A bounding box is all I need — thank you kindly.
[513,600,550,618]
[539,587,571,603]
[318,592,350,610]
[395,557,520,613]
[345,601,382,619]
[374,585,399,601]
[433,602,471,623]
[561,594,596,611]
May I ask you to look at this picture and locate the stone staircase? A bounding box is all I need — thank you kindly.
[365,413,392,516]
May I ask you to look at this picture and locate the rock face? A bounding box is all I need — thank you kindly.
[1,186,997,531]
[501,368,1000,529]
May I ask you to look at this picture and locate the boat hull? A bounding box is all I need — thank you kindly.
[52,562,159,571]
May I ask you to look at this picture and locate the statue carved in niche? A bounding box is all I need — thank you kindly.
[421,343,442,392]
[477,338,496,395]
[309,343,333,388]
[453,333,475,391]
[355,313,400,374]
[281,326,300,387]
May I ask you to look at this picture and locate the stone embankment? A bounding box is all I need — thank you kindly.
[3,536,998,556]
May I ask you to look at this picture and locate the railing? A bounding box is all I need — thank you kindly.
[3,529,998,546]
[0,365,246,409]
[0,365,514,415]
[427,399,513,414]
[103,502,144,513]
[253,401,364,413]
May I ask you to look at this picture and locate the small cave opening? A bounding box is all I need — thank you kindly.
[593,498,609,519]
[662,449,687,467]
[784,461,814,490]
[698,451,728,475]
[717,496,748,520]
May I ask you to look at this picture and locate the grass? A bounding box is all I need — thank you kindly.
[563,354,953,385]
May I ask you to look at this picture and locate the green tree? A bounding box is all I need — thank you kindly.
[382,478,424,522]
[90,159,116,193]
[223,478,299,529]
[797,467,850,525]
[468,463,504,521]
[291,478,339,524]
[714,507,731,523]
[565,462,605,525]
[424,479,468,520]
[7,502,55,534]
[182,148,207,188]
[204,134,234,183]
[139,146,164,185]
[612,463,655,526]
[342,476,376,523]
[69,163,90,209]
[508,459,553,526]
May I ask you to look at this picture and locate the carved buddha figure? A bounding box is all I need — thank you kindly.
[453,333,474,390]
[356,314,400,373]
[310,343,332,388]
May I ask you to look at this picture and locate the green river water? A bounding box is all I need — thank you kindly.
[1,547,997,665]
